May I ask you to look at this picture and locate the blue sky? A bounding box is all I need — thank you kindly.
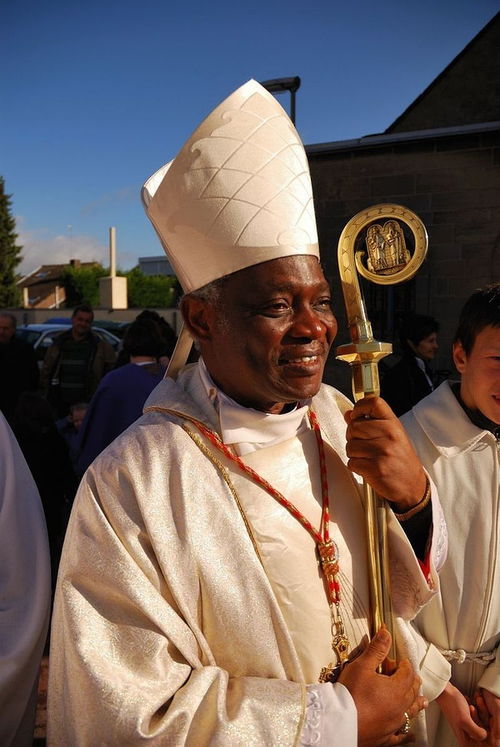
[2,0,498,275]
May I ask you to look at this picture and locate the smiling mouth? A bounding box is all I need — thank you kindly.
[279,354,321,365]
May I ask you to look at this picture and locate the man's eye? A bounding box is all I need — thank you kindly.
[261,301,290,314]
[315,298,332,309]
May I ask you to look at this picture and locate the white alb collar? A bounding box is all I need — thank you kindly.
[410,380,495,457]
[198,358,310,455]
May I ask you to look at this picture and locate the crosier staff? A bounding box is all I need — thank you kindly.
[336,204,428,662]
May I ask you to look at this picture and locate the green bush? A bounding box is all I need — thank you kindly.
[125,267,177,307]
[61,264,178,308]
[61,265,108,306]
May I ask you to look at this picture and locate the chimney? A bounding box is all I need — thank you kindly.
[99,226,128,309]
[69,259,81,268]
[109,227,116,278]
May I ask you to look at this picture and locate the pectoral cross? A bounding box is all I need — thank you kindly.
[319,617,350,683]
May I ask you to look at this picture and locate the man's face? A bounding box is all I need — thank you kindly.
[0,317,15,344]
[414,332,438,361]
[453,324,500,424]
[72,311,93,340]
[199,255,337,414]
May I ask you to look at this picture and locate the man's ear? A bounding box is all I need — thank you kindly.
[180,295,213,342]
[452,340,467,374]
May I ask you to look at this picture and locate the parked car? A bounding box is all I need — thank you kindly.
[16,324,121,367]
[45,317,130,338]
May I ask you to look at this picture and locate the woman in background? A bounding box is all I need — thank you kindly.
[77,319,166,474]
[381,313,439,416]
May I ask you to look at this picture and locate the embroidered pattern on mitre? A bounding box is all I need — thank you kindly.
[142,79,319,292]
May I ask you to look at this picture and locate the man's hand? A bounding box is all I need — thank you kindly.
[338,627,426,745]
[344,396,427,510]
[437,681,488,745]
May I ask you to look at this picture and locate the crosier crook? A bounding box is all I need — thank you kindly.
[335,204,428,664]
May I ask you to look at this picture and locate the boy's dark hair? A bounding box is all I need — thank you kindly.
[399,314,439,349]
[72,304,94,321]
[453,283,500,355]
[123,319,165,358]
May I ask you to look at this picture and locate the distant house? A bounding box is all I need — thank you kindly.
[138,256,174,276]
[17,259,100,309]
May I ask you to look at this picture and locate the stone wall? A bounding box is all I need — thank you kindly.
[307,125,500,393]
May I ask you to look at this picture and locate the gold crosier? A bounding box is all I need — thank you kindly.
[335,204,428,661]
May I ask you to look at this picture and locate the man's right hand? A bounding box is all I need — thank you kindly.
[338,627,426,745]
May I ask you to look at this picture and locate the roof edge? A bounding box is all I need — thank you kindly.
[305,120,500,156]
[17,265,43,285]
[385,12,499,133]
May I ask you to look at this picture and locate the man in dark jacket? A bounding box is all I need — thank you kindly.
[40,305,116,417]
[0,312,39,423]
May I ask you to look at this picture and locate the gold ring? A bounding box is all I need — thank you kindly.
[397,712,411,735]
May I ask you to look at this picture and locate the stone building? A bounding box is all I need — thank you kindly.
[307,12,499,391]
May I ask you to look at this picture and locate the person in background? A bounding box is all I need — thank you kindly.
[11,392,77,586]
[135,309,178,366]
[0,411,51,746]
[0,311,39,424]
[114,309,178,369]
[40,304,116,417]
[77,318,166,474]
[56,402,88,473]
[402,284,500,746]
[381,313,439,416]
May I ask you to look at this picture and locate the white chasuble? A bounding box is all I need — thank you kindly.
[48,368,444,745]
[231,429,371,683]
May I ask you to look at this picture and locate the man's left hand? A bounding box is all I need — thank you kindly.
[344,396,427,509]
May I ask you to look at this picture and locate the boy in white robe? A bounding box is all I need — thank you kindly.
[403,283,500,746]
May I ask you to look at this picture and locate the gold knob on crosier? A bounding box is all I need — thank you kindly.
[336,204,428,661]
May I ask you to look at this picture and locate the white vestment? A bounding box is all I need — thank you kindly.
[48,363,446,745]
[0,413,51,746]
[402,381,500,746]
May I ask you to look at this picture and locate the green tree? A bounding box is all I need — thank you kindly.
[0,177,22,307]
[125,266,177,307]
[60,264,177,309]
[61,264,108,307]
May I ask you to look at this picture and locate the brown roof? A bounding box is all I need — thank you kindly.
[18,262,100,289]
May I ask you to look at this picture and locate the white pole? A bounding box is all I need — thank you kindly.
[109,226,116,278]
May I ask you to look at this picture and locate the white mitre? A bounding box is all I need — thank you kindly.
[142,79,319,293]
